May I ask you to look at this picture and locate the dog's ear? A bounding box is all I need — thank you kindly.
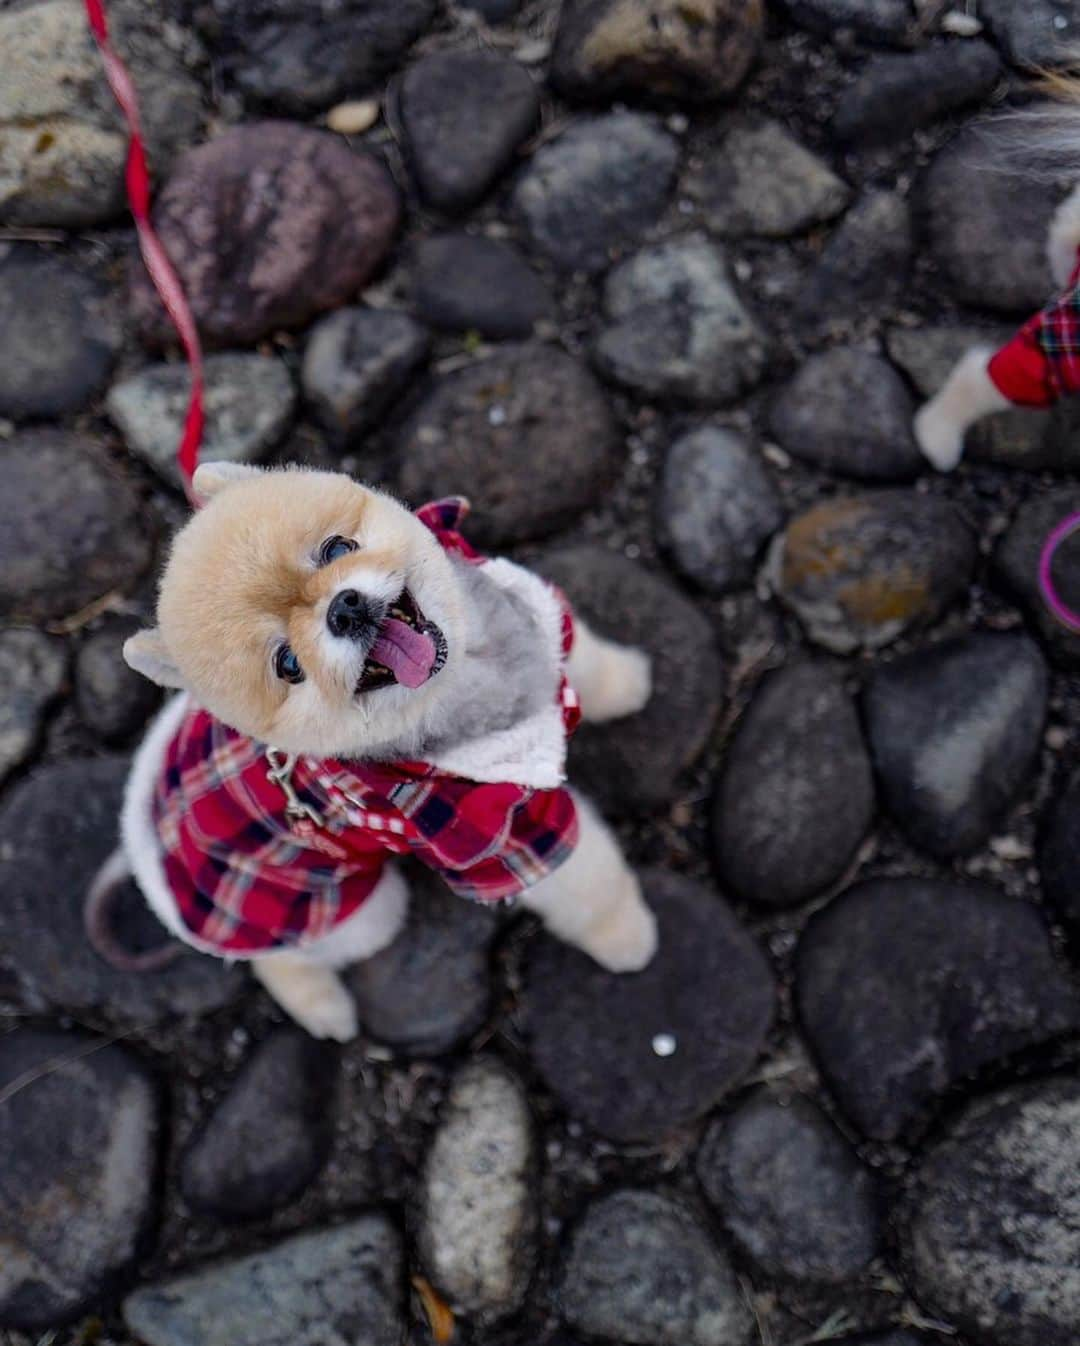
[123,629,186,689]
[192,461,263,500]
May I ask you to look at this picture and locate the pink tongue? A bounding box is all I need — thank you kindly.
[370,618,437,689]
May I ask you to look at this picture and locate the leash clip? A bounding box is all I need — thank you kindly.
[265,749,326,830]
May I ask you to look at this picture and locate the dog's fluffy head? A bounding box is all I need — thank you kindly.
[125,463,465,759]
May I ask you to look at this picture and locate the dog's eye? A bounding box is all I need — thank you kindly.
[274,644,305,685]
[317,535,358,566]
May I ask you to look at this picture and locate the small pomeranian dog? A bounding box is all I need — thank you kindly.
[117,462,657,1040]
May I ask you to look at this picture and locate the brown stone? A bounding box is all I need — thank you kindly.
[131,123,399,346]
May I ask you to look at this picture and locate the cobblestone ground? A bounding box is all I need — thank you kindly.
[3,2,1080,1345]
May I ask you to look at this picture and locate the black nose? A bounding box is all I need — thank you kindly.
[327,589,379,641]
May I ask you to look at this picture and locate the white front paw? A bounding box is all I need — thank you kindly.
[595,646,653,722]
[914,401,965,473]
[582,898,658,973]
[291,982,359,1042]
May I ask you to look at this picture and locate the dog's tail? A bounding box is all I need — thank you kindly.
[84,846,182,973]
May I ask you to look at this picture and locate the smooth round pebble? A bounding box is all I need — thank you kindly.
[75,615,162,744]
[994,488,1080,668]
[796,191,912,324]
[0,629,67,783]
[412,234,553,339]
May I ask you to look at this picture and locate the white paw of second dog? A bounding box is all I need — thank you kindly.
[593,646,653,723]
[914,402,964,473]
[582,895,659,973]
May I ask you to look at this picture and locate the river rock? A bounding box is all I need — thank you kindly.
[994,488,1080,668]
[131,123,400,347]
[75,615,162,744]
[769,490,976,654]
[697,1089,880,1283]
[657,425,784,592]
[0,0,202,227]
[595,234,769,404]
[901,1077,1080,1346]
[795,876,1078,1139]
[124,1218,405,1346]
[686,117,849,237]
[418,1059,536,1318]
[559,1189,753,1346]
[301,307,430,446]
[1040,770,1080,940]
[864,633,1048,858]
[512,112,680,274]
[539,548,722,812]
[921,120,1060,314]
[770,348,923,480]
[400,50,540,212]
[412,234,553,339]
[109,353,296,489]
[0,247,121,419]
[797,190,913,324]
[0,629,67,783]
[781,0,914,45]
[522,870,774,1142]
[0,756,246,1023]
[980,0,1080,69]
[396,344,621,547]
[0,1029,160,1331]
[714,662,874,907]
[0,430,150,625]
[551,0,764,103]
[180,1029,339,1221]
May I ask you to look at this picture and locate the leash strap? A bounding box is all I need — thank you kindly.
[84,0,204,502]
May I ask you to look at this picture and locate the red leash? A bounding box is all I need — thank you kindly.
[84,0,204,502]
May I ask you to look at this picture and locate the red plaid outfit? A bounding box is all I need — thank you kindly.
[151,499,581,956]
[988,249,1080,406]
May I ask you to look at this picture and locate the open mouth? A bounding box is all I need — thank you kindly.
[356,589,448,695]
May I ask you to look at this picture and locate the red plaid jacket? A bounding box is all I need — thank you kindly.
[152,499,581,956]
[989,248,1080,406]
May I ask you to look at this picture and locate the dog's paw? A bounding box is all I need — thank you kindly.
[291,982,359,1042]
[582,898,659,974]
[591,646,653,723]
[914,402,964,473]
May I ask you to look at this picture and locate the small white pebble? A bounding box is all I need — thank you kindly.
[667,113,689,135]
[326,99,379,136]
[1046,725,1070,751]
[488,405,507,426]
[990,835,1034,862]
[733,258,753,282]
[515,38,551,64]
[652,1033,677,1057]
[941,11,983,36]
[1055,13,1070,30]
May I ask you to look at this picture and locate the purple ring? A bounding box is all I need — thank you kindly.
[1038,509,1080,633]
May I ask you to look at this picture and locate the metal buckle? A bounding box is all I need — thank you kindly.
[265,749,326,829]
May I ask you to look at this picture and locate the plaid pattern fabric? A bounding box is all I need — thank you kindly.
[989,252,1080,407]
[152,498,581,957]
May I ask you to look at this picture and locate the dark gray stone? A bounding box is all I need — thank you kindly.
[551,0,763,103]
[981,0,1080,69]
[412,234,553,339]
[301,307,430,446]
[559,1189,753,1346]
[0,1029,160,1331]
[209,0,434,113]
[770,490,976,654]
[400,50,540,212]
[460,0,521,19]
[770,347,922,481]
[595,235,769,404]
[0,756,247,1023]
[713,662,874,907]
[396,344,622,547]
[0,0,203,228]
[901,1078,1080,1346]
[522,870,775,1142]
[346,868,496,1056]
[864,633,1048,858]
[0,628,67,783]
[795,876,1078,1139]
[108,353,296,489]
[921,120,1061,315]
[685,117,849,238]
[539,548,722,812]
[132,123,400,347]
[75,615,162,744]
[994,487,1080,668]
[0,431,151,625]
[0,247,121,419]
[833,41,1002,145]
[657,425,784,593]
[512,112,680,275]
[1040,770,1080,940]
[797,191,913,324]
[123,1217,405,1346]
[697,1089,880,1283]
[418,1058,536,1318]
[180,1029,338,1221]
[781,0,913,45]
